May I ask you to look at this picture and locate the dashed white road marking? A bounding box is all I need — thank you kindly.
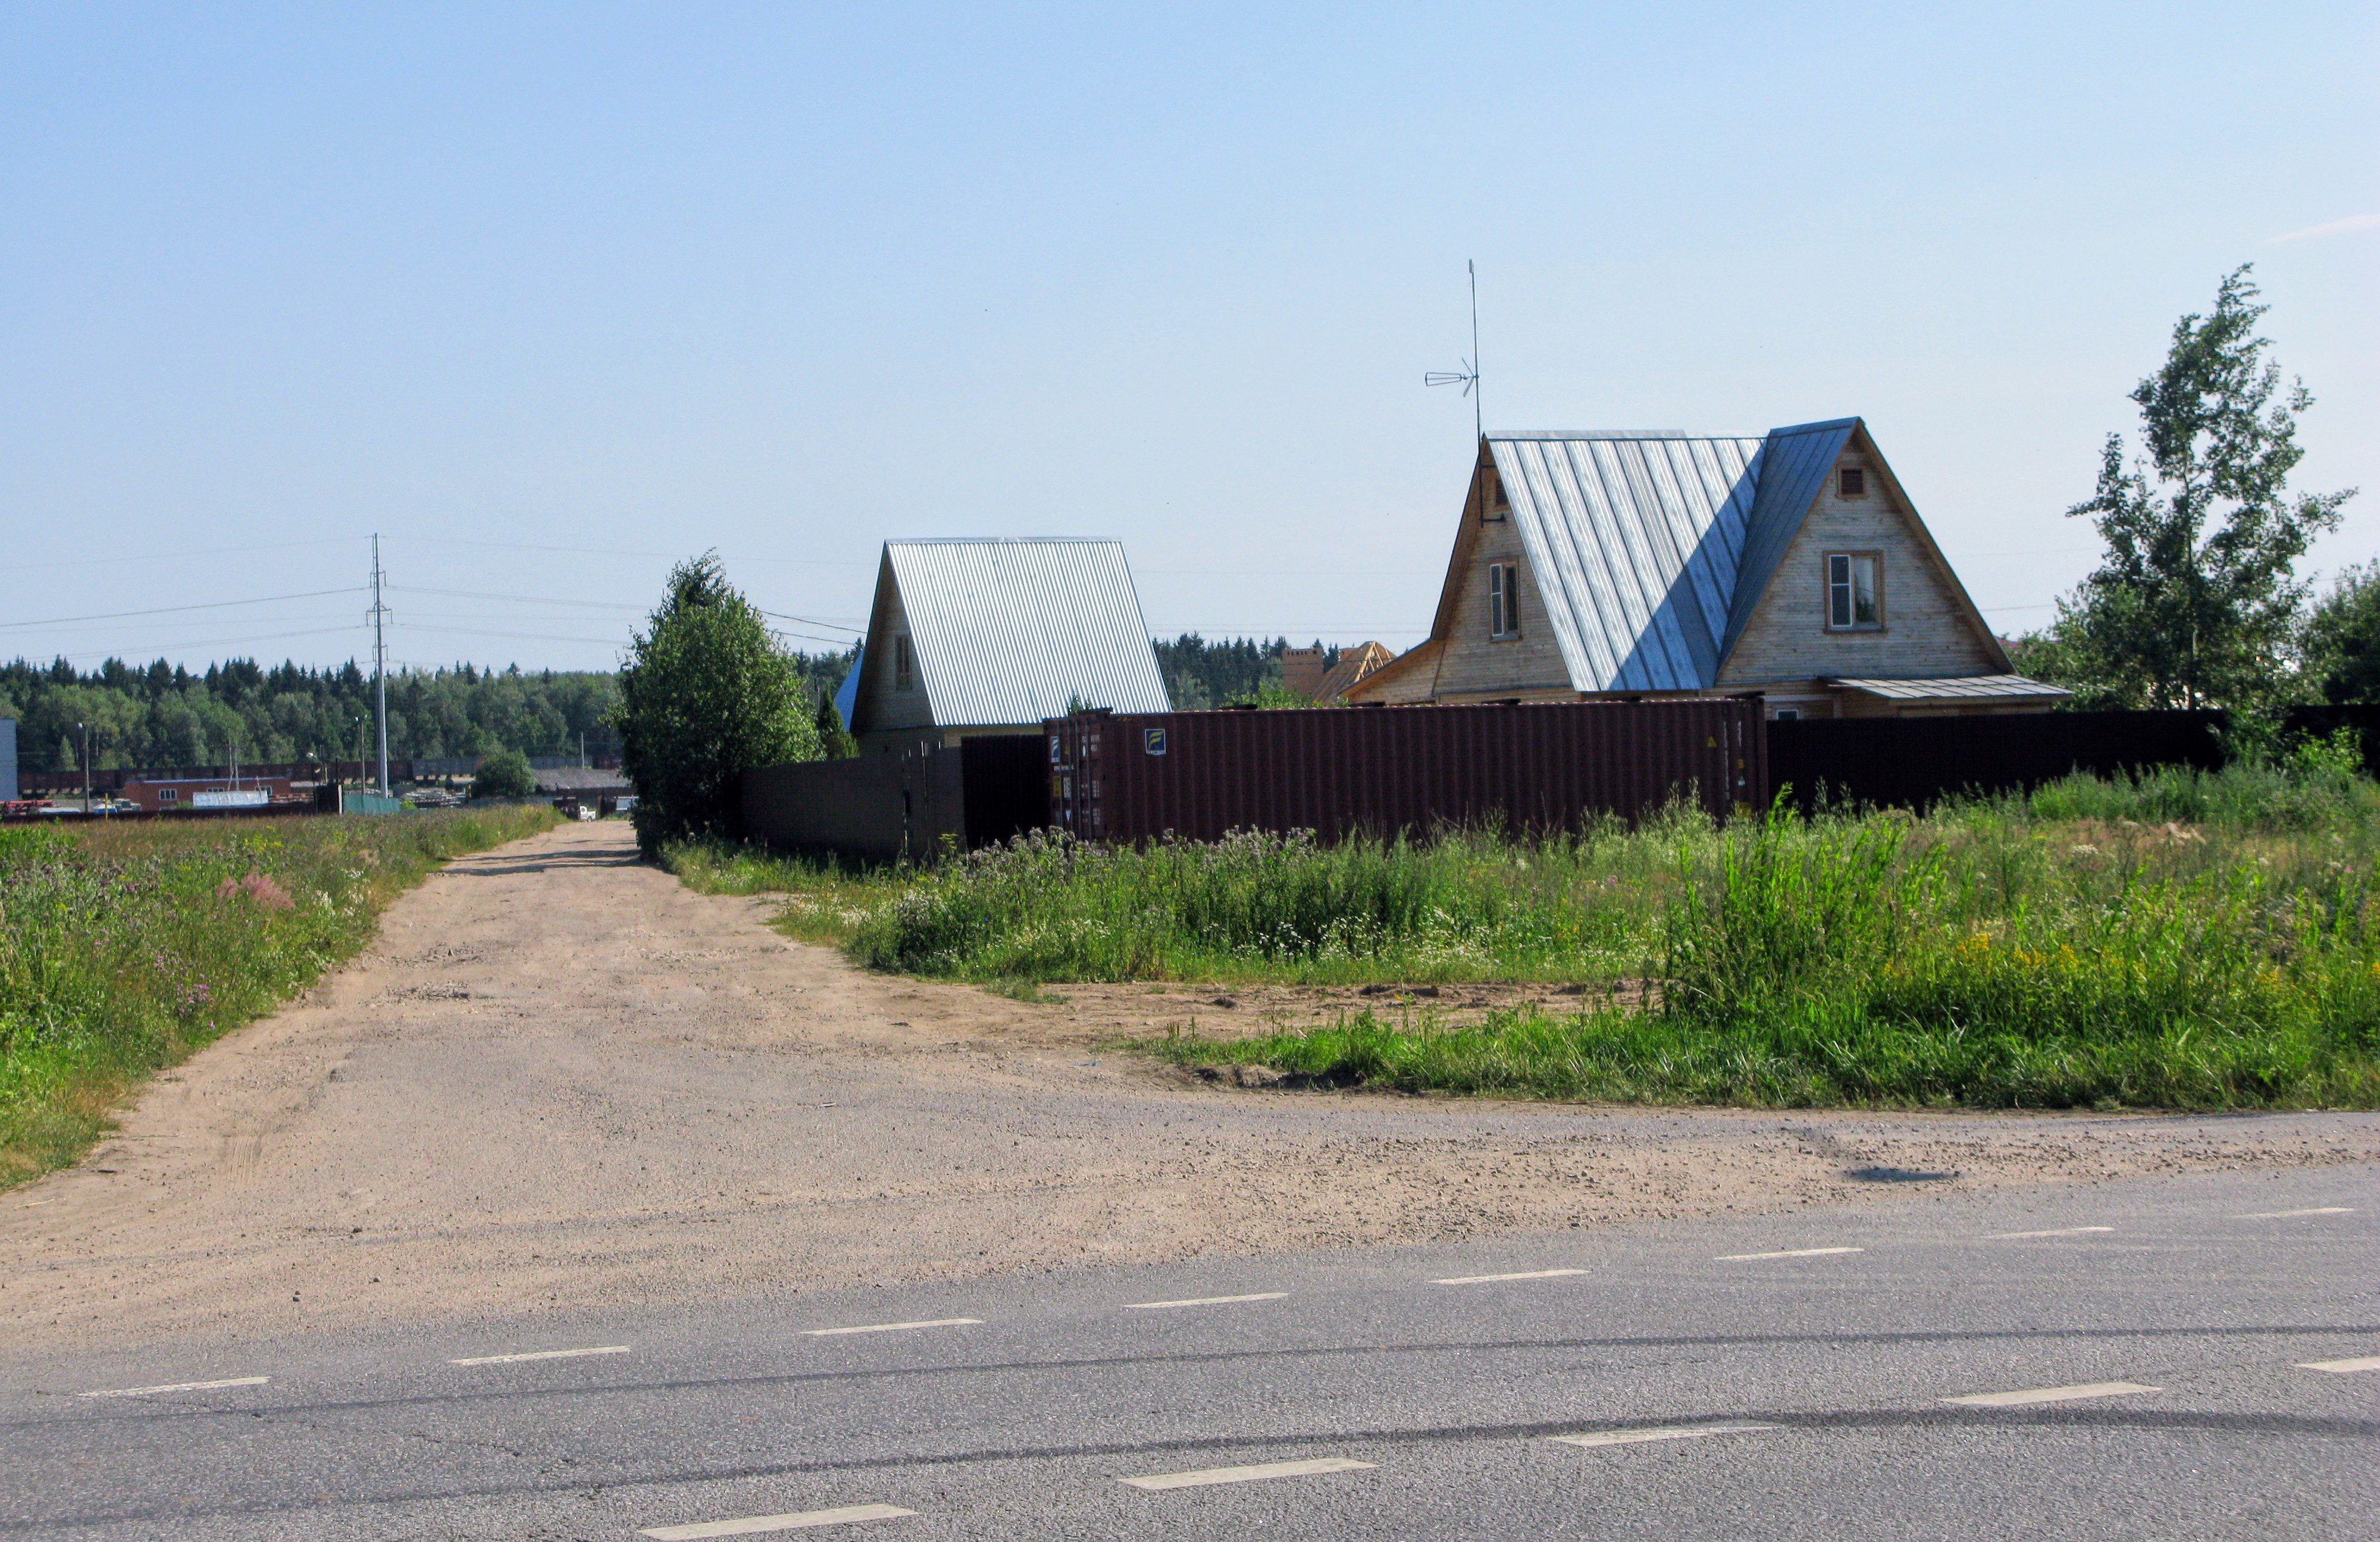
[1118,1457,1376,1491]
[800,1318,981,1337]
[450,1345,630,1366]
[80,1376,269,1399]
[1432,1268,1587,1285]
[1716,1247,1863,1261]
[638,1504,914,1537]
[1551,1422,1776,1449]
[2234,1207,2354,1220]
[2297,1356,2380,1374]
[1942,1381,2160,1408]
[1988,1227,2115,1239]
[1123,1293,1287,1310]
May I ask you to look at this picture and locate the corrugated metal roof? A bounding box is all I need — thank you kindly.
[1719,419,1858,663]
[1489,433,1765,692]
[534,767,633,791]
[1827,675,2072,701]
[883,538,1171,726]
[1487,419,1864,693]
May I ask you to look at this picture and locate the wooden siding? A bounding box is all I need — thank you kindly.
[1429,475,1576,698]
[851,578,935,733]
[1342,638,1445,704]
[1718,446,1996,687]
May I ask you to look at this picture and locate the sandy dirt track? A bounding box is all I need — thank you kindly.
[3,821,2372,1352]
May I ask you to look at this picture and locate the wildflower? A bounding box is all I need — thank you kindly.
[216,872,296,911]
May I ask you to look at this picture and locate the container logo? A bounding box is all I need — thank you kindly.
[1143,728,1167,756]
[1050,735,1062,764]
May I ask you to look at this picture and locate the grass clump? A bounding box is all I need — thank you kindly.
[666,757,2380,1109]
[0,807,558,1187]
[1169,802,2376,1109]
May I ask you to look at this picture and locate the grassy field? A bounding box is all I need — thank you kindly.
[672,756,2379,1110]
[0,806,557,1187]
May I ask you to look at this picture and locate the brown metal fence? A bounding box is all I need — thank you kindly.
[1766,710,2228,811]
[1046,698,1765,845]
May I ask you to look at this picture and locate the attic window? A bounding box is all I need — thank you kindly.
[1839,467,1866,497]
[1489,562,1523,640]
[893,634,915,690]
[1827,553,1883,630]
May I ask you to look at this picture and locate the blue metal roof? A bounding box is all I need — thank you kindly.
[879,538,1171,726]
[832,644,863,728]
[1486,419,1859,692]
[1718,418,1858,665]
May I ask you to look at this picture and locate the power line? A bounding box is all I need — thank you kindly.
[41,626,370,663]
[756,609,863,634]
[0,587,368,631]
[5,536,365,572]
[398,535,871,567]
[392,585,646,612]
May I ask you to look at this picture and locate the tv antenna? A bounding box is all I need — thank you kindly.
[1423,259,1482,440]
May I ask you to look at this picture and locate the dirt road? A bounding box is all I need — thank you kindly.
[4,821,2370,1351]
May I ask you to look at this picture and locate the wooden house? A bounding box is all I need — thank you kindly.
[844,538,1172,754]
[1344,419,2067,719]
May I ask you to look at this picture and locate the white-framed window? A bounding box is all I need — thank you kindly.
[1488,562,1522,640]
[1827,552,1883,630]
[1773,707,1800,721]
[158,787,177,803]
[893,634,915,690]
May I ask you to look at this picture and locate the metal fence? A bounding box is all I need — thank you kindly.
[1048,699,1765,845]
[1767,710,2229,811]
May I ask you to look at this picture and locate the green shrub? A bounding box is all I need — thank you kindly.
[471,747,536,799]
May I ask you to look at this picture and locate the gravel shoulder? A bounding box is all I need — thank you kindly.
[4,820,2371,1353]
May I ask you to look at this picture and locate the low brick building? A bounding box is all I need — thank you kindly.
[120,776,299,811]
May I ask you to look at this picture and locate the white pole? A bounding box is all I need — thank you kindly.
[372,534,390,796]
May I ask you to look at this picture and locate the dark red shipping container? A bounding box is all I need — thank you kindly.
[1044,698,1765,845]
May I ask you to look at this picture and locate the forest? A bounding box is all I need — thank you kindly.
[0,637,1302,771]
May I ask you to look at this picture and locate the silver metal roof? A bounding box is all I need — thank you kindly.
[1490,432,1765,692]
[1487,419,1862,694]
[1827,675,2072,701]
[881,538,1171,726]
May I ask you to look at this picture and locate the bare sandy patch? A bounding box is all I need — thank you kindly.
[2,820,2369,1353]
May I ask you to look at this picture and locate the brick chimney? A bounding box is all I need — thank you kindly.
[1279,646,1327,702]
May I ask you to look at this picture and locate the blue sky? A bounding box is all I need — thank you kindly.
[2,2,2373,672]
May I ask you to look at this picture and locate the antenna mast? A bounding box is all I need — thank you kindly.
[370,534,390,795]
[1424,259,1483,441]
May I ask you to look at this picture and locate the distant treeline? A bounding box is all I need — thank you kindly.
[0,638,1313,772]
[1154,634,1316,710]
[0,656,634,773]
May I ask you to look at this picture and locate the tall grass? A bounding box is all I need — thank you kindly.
[672,758,2379,1108]
[0,807,558,1186]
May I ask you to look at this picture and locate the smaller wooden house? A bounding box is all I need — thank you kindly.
[1345,418,2066,719]
[845,538,1172,754]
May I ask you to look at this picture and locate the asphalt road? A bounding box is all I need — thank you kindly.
[4,1161,2372,1540]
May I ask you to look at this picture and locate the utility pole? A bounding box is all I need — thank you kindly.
[76,721,90,814]
[370,535,390,795]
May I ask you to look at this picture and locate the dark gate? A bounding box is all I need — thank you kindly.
[959,734,1053,848]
